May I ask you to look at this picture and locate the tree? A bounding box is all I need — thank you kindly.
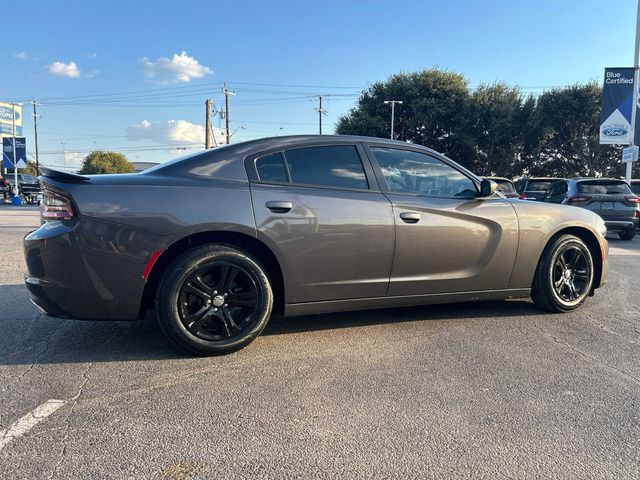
[337,69,473,166]
[21,160,39,176]
[519,83,623,178]
[78,151,134,175]
[465,83,533,176]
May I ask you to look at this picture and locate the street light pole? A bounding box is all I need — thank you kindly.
[384,100,403,140]
[628,0,640,183]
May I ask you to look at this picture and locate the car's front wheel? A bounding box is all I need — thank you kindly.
[156,245,273,355]
[618,228,636,241]
[531,234,594,312]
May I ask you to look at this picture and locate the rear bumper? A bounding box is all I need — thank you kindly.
[23,217,167,320]
[603,219,638,231]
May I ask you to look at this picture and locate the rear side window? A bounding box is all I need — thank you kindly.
[256,152,288,183]
[577,180,631,195]
[631,183,640,195]
[284,146,369,190]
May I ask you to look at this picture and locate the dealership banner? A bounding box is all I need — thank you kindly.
[600,68,635,144]
[0,102,23,138]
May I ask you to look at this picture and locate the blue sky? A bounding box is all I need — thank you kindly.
[1,0,638,170]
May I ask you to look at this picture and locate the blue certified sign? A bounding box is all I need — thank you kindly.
[2,137,27,168]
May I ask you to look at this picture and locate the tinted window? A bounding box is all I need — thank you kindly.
[284,146,368,190]
[371,147,476,197]
[631,183,640,195]
[494,180,515,193]
[577,180,631,195]
[526,180,555,192]
[256,152,288,182]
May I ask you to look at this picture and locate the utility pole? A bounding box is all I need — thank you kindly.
[222,83,235,144]
[315,95,328,134]
[61,142,66,172]
[31,99,40,173]
[628,0,640,183]
[383,100,403,140]
[205,98,212,149]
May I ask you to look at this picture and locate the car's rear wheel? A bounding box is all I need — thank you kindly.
[531,234,594,312]
[618,228,636,241]
[156,245,273,355]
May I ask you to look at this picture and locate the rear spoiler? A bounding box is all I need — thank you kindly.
[39,167,92,184]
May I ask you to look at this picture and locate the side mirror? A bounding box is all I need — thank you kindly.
[478,179,498,198]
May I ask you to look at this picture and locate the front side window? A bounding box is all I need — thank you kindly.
[370,147,476,197]
[284,146,368,190]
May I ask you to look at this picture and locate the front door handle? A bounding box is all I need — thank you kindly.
[266,201,293,213]
[399,212,421,223]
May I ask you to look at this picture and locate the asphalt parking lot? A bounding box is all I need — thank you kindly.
[0,206,639,479]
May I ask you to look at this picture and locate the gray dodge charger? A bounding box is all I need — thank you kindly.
[24,135,608,355]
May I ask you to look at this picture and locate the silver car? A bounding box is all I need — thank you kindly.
[543,178,639,240]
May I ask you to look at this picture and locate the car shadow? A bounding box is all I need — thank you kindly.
[0,283,542,365]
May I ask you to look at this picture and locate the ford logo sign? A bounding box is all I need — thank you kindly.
[0,105,20,122]
[603,127,628,136]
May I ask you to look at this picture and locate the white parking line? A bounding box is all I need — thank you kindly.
[0,399,67,451]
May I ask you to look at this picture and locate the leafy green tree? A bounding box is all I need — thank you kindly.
[78,151,134,175]
[465,83,533,176]
[337,69,473,165]
[21,160,39,176]
[520,83,623,177]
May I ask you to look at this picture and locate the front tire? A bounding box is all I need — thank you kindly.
[531,234,594,313]
[156,245,273,355]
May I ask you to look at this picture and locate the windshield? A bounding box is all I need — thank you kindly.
[18,174,38,182]
[577,180,631,195]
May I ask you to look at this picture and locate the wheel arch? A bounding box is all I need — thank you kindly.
[138,230,285,319]
[537,226,604,290]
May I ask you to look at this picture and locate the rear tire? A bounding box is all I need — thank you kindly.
[531,234,594,313]
[618,228,636,241]
[156,245,273,356]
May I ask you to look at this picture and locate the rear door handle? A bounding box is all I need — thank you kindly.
[266,201,293,213]
[399,212,421,223]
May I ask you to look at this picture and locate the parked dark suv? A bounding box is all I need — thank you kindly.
[542,178,639,240]
[514,177,564,200]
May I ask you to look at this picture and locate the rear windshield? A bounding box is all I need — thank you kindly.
[526,180,555,192]
[577,180,631,195]
[494,180,515,193]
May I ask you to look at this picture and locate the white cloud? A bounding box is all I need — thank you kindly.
[47,61,80,78]
[139,51,212,84]
[13,52,27,60]
[63,151,86,171]
[126,119,225,145]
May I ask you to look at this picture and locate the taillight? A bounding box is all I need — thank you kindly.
[625,195,640,203]
[567,195,592,203]
[40,189,75,220]
[635,210,640,218]
[519,193,527,200]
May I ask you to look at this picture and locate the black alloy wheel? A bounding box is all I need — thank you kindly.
[551,244,591,303]
[532,234,594,312]
[156,245,273,355]
[178,261,259,341]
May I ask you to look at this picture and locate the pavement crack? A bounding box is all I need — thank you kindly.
[47,361,94,480]
[532,320,640,387]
